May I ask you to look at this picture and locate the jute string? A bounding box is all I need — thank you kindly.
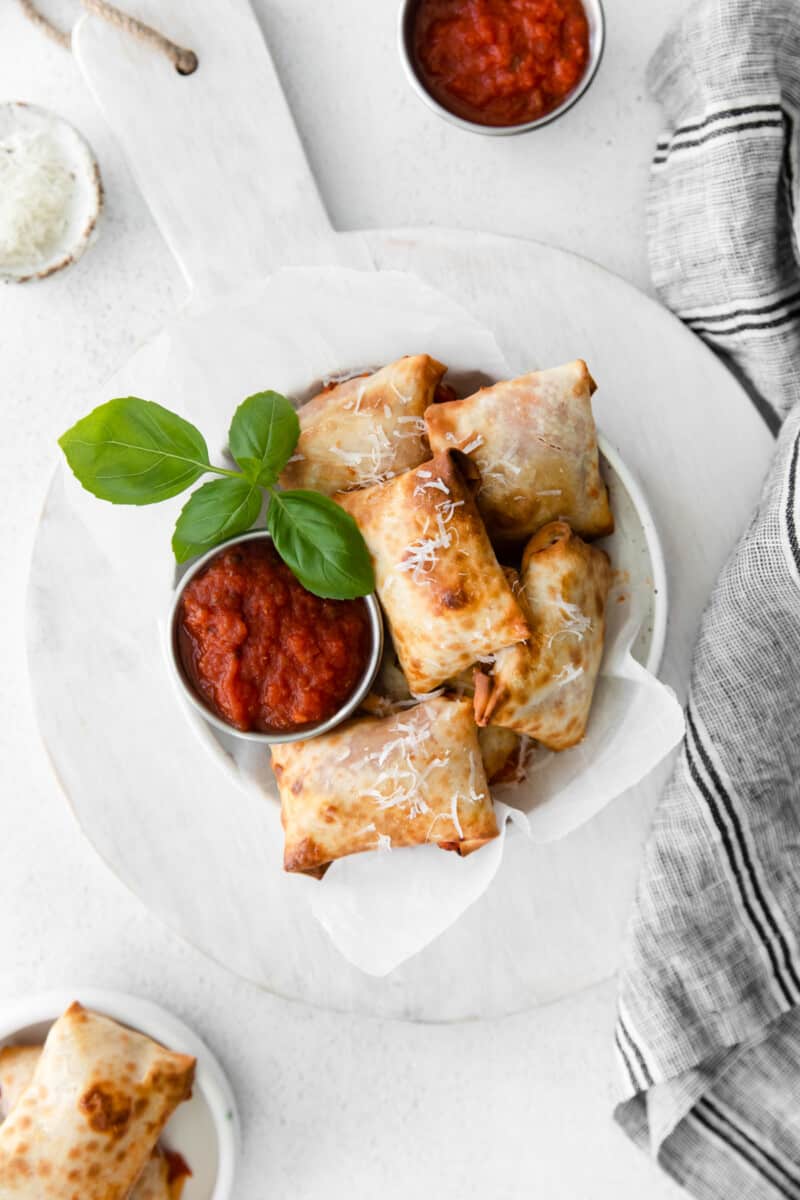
[19,0,198,74]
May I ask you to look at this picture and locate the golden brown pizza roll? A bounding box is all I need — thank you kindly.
[279,355,446,495]
[338,450,529,693]
[474,522,611,749]
[424,360,613,544]
[0,1002,195,1200]
[273,695,499,873]
[0,1044,190,1200]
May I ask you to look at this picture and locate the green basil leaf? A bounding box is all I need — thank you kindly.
[228,390,300,486]
[172,478,263,563]
[267,490,374,599]
[59,397,211,505]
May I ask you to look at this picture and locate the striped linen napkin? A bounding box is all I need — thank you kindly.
[613,2,800,1197]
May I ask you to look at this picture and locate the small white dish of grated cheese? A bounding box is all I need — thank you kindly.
[0,101,102,283]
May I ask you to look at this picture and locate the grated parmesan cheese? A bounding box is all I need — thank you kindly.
[413,475,450,497]
[397,496,461,583]
[554,662,584,686]
[547,601,593,647]
[0,129,74,268]
[330,425,395,486]
[393,415,427,441]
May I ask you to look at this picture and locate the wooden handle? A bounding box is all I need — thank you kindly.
[73,0,363,299]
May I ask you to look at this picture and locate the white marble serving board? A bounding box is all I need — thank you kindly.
[25,0,774,1018]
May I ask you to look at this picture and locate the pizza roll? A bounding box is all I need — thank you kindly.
[279,355,446,495]
[424,360,613,543]
[0,1003,195,1199]
[338,450,529,693]
[474,522,611,749]
[273,695,498,873]
[0,1045,190,1200]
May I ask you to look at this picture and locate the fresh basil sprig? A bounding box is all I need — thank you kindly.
[58,391,375,600]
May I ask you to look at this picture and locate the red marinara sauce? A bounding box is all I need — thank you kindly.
[178,540,372,732]
[412,0,590,128]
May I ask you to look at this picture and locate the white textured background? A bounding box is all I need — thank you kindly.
[0,0,688,1195]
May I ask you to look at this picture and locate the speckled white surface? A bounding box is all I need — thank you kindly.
[0,0,695,1195]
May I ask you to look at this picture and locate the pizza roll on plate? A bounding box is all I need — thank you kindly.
[0,1002,195,1200]
[339,450,529,693]
[474,522,611,750]
[279,354,445,495]
[0,1045,189,1200]
[273,695,498,874]
[425,359,613,543]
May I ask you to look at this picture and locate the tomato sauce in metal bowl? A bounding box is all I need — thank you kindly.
[411,0,590,128]
[177,540,373,733]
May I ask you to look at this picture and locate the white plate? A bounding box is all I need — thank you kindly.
[0,989,238,1200]
[28,246,757,1019]
[0,102,102,283]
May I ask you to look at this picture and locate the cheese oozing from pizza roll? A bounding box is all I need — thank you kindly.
[273,695,499,874]
[474,522,611,749]
[0,1045,190,1200]
[279,355,446,495]
[424,359,613,543]
[338,450,529,693]
[0,1003,195,1200]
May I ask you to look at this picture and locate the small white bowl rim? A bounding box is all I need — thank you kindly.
[397,0,606,136]
[598,432,668,675]
[168,529,385,745]
[0,101,103,283]
[0,987,239,1200]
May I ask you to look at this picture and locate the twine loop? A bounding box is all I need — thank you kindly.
[19,0,198,75]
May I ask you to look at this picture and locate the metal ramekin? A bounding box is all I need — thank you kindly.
[398,0,605,136]
[168,530,384,745]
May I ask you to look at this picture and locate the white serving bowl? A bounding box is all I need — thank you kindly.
[597,433,667,674]
[0,989,239,1200]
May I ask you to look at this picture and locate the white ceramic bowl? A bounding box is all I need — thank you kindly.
[398,0,605,136]
[168,529,384,745]
[0,989,239,1200]
[0,102,103,283]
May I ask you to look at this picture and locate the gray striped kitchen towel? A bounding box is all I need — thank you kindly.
[614,2,800,1197]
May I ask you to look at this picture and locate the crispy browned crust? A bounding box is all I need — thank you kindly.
[0,1004,195,1200]
[338,450,529,693]
[0,1043,189,1200]
[279,355,446,495]
[273,696,499,874]
[425,360,613,543]
[473,523,611,749]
